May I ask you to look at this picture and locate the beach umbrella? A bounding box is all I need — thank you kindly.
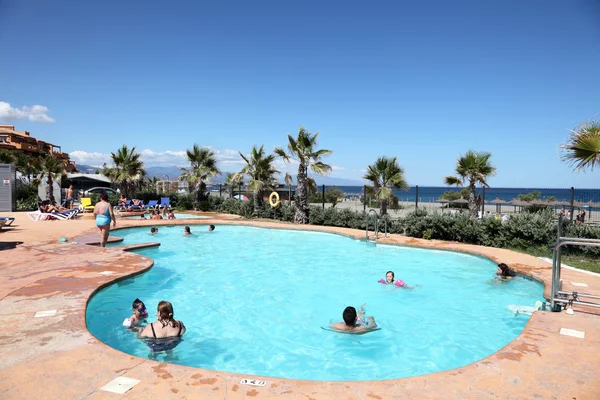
[509,198,527,213]
[436,198,449,209]
[233,194,249,200]
[573,200,584,208]
[449,198,468,209]
[489,197,506,213]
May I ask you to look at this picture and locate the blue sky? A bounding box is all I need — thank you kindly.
[0,0,598,187]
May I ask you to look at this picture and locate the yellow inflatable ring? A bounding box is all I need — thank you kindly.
[269,191,280,208]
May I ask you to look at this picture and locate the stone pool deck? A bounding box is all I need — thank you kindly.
[0,211,599,399]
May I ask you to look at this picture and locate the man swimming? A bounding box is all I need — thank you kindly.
[330,306,378,334]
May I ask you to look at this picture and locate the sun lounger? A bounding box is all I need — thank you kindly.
[145,200,158,210]
[27,206,79,221]
[159,197,171,210]
[79,197,95,213]
[115,200,131,211]
[130,199,144,210]
[0,217,15,226]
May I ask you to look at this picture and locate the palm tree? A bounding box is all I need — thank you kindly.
[103,145,145,198]
[223,172,242,198]
[39,154,65,204]
[445,151,496,218]
[14,152,40,183]
[274,127,332,224]
[179,144,221,201]
[0,150,15,164]
[561,120,600,171]
[236,145,279,217]
[363,156,409,215]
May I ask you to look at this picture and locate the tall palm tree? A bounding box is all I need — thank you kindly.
[445,151,496,218]
[236,145,279,217]
[561,120,600,171]
[103,145,145,198]
[179,144,221,201]
[39,154,65,204]
[363,156,409,215]
[274,126,332,224]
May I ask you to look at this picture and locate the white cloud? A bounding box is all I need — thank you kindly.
[0,101,56,123]
[69,151,112,167]
[69,147,248,169]
[331,165,345,171]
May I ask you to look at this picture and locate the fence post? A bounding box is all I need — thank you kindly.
[289,185,292,207]
[363,185,367,212]
[415,185,419,209]
[239,183,242,200]
[570,187,575,223]
[219,184,222,198]
[322,184,325,209]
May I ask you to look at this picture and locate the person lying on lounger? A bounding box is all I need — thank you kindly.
[40,201,69,213]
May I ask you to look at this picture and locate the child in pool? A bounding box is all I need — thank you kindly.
[378,271,415,289]
[496,263,516,279]
[123,298,148,329]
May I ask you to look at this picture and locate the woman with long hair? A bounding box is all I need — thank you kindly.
[140,301,186,339]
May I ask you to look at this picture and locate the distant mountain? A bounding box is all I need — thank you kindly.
[75,164,102,174]
[75,164,364,186]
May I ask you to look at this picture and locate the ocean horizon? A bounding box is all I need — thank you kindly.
[308,186,600,203]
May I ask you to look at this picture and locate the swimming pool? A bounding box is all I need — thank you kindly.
[122,213,212,219]
[86,225,543,381]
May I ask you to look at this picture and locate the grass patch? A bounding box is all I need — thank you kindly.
[511,247,600,274]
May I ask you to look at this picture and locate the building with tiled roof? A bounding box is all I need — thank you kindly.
[0,125,77,172]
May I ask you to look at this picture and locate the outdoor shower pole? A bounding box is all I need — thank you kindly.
[415,185,419,210]
[363,185,367,212]
[322,184,325,209]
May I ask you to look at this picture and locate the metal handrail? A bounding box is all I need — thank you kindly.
[366,209,379,240]
[551,239,600,310]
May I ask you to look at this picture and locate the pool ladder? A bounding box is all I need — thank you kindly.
[365,209,388,241]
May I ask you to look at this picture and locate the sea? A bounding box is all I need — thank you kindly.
[329,186,600,204]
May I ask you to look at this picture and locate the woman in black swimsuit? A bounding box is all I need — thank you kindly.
[139,301,186,351]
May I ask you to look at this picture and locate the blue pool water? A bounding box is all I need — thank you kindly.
[86,225,543,381]
[123,213,212,219]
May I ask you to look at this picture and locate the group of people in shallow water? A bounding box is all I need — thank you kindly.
[140,209,176,220]
[123,299,186,351]
[330,263,516,335]
[124,263,517,350]
[149,225,215,235]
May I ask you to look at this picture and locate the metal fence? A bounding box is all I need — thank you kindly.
[308,185,600,226]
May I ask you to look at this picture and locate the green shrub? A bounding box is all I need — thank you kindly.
[16,183,39,210]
